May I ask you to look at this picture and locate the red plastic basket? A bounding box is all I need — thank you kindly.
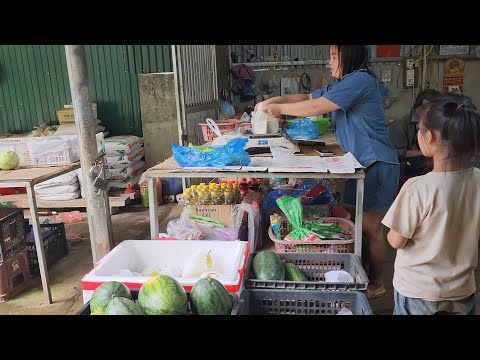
[269,217,355,253]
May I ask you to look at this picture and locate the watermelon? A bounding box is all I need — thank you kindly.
[105,297,145,315]
[285,263,308,281]
[138,275,188,315]
[90,281,132,315]
[252,250,285,280]
[190,276,233,315]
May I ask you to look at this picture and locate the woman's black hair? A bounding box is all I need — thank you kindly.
[420,96,480,167]
[332,45,378,81]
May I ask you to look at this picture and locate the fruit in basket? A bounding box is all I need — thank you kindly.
[105,297,145,315]
[0,151,20,170]
[253,250,285,280]
[90,281,132,315]
[285,263,308,281]
[190,275,233,315]
[138,274,188,315]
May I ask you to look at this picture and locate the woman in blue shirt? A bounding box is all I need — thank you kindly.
[259,45,399,299]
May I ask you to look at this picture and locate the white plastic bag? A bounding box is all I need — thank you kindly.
[250,103,278,134]
[207,118,246,146]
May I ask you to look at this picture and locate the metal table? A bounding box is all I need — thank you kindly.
[0,162,80,304]
[144,160,365,258]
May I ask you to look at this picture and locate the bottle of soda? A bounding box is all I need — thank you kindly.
[237,211,249,242]
[140,183,149,207]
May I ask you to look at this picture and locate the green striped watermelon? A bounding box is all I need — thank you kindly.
[190,276,233,315]
[138,275,188,315]
[285,263,308,281]
[90,281,132,315]
[105,297,145,315]
[253,250,285,280]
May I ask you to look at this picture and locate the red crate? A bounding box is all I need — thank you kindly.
[0,250,31,302]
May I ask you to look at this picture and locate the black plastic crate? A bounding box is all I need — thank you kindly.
[0,208,26,263]
[76,290,240,315]
[246,252,369,291]
[239,289,373,315]
[25,223,68,275]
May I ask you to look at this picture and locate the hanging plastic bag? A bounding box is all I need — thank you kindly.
[172,138,250,168]
[276,196,318,242]
[231,202,260,252]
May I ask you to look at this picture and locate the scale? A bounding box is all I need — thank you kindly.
[244,131,300,154]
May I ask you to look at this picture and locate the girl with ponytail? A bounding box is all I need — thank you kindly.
[382,95,480,315]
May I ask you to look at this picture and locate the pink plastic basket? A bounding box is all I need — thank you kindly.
[269,217,355,253]
[199,122,236,142]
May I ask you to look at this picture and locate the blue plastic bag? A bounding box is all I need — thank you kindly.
[172,138,251,168]
[285,118,319,140]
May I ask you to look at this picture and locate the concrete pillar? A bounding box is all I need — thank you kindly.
[138,73,179,168]
[65,45,112,263]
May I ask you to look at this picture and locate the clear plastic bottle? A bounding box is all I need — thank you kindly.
[224,190,233,205]
[211,190,221,205]
[183,189,191,205]
[191,185,198,197]
[195,190,203,205]
[232,183,240,203]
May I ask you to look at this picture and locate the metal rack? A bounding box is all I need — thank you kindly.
[144,161,365,258]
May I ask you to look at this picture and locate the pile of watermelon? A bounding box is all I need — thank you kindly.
[89,274,233,315]
[252,250,308,281]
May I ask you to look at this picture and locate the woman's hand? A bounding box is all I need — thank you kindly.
[262,104,283,117]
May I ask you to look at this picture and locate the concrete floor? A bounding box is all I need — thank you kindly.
[1,203,478,315]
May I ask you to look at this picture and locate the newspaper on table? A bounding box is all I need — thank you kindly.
[241,157,273,172]
[325,152,364,174]
[268,156,328,173]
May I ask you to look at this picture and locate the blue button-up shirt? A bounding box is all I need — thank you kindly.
[312,70,399,168]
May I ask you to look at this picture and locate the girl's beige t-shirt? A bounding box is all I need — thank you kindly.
[382,167,480,301]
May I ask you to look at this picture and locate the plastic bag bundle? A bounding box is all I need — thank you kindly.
[172,138,250,168]
[276,196,317,242]
[324,270,354,283]
[181,250,216,278]
[286,118,319,140]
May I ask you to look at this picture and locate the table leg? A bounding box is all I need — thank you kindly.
[148,177,159,239]
[26,183,52,304]
[354,177,364,259]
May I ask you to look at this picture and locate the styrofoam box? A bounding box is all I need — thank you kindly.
[81,240,249,303]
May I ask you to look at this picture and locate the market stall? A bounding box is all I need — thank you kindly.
[143,132,365,258]
[0,162,80,304]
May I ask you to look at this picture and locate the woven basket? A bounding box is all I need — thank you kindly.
[269,217,355,253]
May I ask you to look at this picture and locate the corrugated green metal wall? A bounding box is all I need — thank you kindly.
[0,45,172,136]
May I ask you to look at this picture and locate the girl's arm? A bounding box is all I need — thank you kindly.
[387,229,408,249]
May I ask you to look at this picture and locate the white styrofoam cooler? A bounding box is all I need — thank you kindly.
[81,240,249,303]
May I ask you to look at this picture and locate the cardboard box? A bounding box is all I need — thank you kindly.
[56,103,97,124]
[188,204,234,227]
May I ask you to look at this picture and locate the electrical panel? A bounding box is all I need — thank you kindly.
[406,69,415,87]
[403,58,417,88]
